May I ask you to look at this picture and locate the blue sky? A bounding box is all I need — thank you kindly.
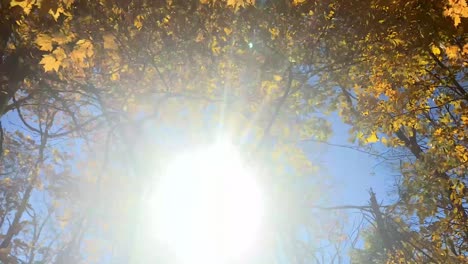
[1,94,398,263]
[300,112,397,262]
[320,113,395,207]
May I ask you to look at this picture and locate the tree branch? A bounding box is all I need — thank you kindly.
[257,65,293,150]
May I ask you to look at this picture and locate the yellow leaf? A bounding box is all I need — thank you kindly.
[110,72,120,81]
[293,0,306,5]
[70,39,94,66]
[10,0,33,14]
[444,0,468,26]
[53,47,67,62]
[211,37,221,55]
[62,0,75,8]
[6,42,15,51]
[35,34,53,51]
[390,38,404,47]
[10,0,27,8]
[356,131,364,142]
[456,182,466,193]
[103,34,118,50]
[2,178,11,185]
[112,6,122,14]
[462,115,468,125]
[261,80,280,96]
[49,7,65,21]
[381,137,388,146]
[455,145,468,162]
[224,27,232,36]
[40,54,61,72]
[195,32,204,42]
[134,15,144,30]
[269,27,280,40]
[431,45,441,55]
[446,45,459,60]
[366,132,379,143]
[273,75,282,81]
[52,32,75,45]
[227,0,252,9]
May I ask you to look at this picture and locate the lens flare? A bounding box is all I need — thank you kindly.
[148,142,264,263]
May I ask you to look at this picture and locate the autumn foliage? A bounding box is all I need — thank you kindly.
[0,0,467,263]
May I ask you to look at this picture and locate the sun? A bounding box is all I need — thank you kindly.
[148,141,265,264]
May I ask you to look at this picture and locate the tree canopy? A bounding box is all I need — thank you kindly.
[0,0,467,263]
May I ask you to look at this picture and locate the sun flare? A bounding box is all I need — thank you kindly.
[149,142,264,263]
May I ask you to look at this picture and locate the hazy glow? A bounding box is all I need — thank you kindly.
[150,142,264,263]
